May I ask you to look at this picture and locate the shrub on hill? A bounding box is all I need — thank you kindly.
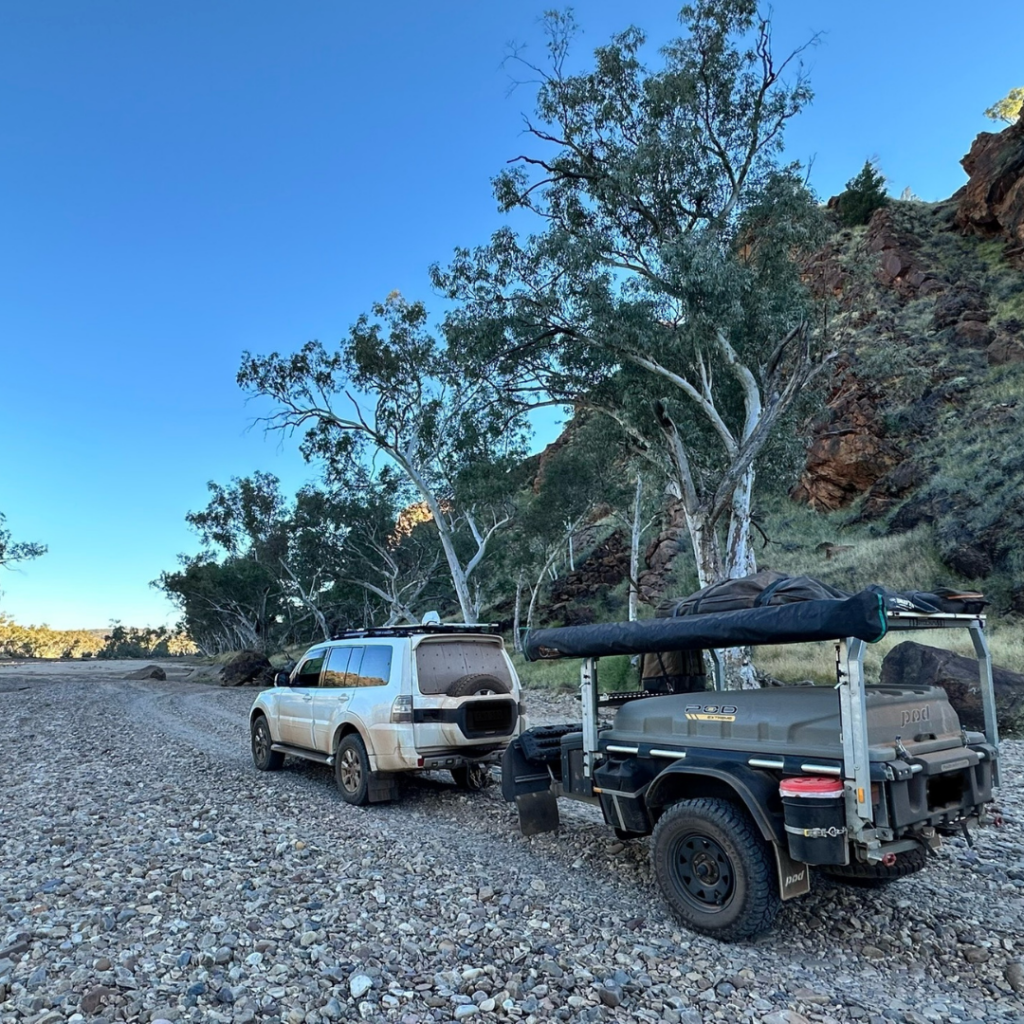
[837,161,890,226]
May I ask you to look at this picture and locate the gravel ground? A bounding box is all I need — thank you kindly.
[1,661,1023,1024]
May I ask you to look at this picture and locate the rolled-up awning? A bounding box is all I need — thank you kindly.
[523,588,888,661]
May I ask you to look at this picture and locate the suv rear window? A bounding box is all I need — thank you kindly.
[416,640,512,695]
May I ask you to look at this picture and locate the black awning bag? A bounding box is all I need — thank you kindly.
[524,587,888,662]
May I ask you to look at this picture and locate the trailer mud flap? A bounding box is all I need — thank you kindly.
[774,844,811,902]
[515,790,561,835]
[502,738,560,834]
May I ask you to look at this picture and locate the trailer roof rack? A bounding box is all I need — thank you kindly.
[329,622,501,641]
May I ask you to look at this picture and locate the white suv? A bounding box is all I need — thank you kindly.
[249,624,525,804]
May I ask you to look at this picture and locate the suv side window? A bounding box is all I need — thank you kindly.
[295,650,326,687]
[322,646,352,687]
[357,645,393,687]
[321,645,364,688]
[346,646,365,683]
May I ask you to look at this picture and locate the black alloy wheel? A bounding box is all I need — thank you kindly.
[651,798,780,941]
[335,733,371,806]
[251,716,284,771]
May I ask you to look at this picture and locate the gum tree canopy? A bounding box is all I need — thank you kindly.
[238,294,524,624]
[434,0,831,590]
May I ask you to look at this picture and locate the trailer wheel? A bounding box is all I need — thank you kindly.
[821,845,928,887]
[652,798,780,941]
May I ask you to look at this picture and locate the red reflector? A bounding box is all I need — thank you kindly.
[417,756,424,767]
[780,776,844,797]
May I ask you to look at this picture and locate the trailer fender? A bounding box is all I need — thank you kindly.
[645,761,785,845]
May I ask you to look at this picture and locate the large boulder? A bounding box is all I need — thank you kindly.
[125,664,166,681]
[954,117,1024,246]
[220,650,273,687]
[880,640,1024,733]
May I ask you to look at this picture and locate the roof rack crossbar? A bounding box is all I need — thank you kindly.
[329,623,501,641]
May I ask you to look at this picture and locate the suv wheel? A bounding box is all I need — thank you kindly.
[251,716,284,771]
[335,734,371,806]
[451,764,493,790]
[652,798,780,941]
[445,673,511,697]
[821,845,928,887]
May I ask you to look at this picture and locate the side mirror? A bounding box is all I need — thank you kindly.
[274,669,291,687]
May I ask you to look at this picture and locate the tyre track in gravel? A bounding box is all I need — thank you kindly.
[88,676,666,923]
[73,676,1024,949]
[4,668,1024,1024]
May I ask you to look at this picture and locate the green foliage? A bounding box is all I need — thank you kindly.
[0,512,46,582]
[836,161,889,227]
[237,293,525,622]
[157,554,286,655]
[985,86,1023,125]
[894,363,1024,609]
[510,652,636,693]
[0,615,102,658]
[186,471,289,562]
[434,1,830,584]
[156,468,456,654]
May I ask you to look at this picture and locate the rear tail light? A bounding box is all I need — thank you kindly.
[391,695,413,723]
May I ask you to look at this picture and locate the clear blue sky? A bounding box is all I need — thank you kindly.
[2,1,1020,629]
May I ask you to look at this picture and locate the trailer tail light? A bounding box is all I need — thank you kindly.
[391,695,413,723]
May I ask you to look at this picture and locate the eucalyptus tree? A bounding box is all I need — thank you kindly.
[160,473,294,652]
[293,471,445,629]
[433,0,831,596]
[238,293,523,623]
[157,555,284,655]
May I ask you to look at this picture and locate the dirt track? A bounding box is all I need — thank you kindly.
[1,661,1023,1024]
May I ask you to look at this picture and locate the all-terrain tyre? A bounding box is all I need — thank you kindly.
[335,733,371,806]
[251,715,284,771]
[652,798,780,941]
[451,763,493,791]
[821,845,928,887]
[445,673,511,698]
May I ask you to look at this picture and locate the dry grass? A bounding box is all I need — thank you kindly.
[511,651,637,693]
[755,620,1024,685]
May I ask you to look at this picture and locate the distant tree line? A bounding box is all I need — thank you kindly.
[0,617,194,660]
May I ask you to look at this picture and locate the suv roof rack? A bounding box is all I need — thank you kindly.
[329,623,501,641]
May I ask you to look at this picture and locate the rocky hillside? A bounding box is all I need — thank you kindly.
[542,119,1024,616]
[791,117,1024,608]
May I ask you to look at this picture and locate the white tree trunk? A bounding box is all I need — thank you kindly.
[629,472,643,622]
[427,512,476,623]
[725,466,758,580]
[512,572,525,652]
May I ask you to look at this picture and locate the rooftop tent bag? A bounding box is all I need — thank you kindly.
[656,570,851,619]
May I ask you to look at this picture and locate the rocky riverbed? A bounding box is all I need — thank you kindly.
[1,662,1023,1024]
